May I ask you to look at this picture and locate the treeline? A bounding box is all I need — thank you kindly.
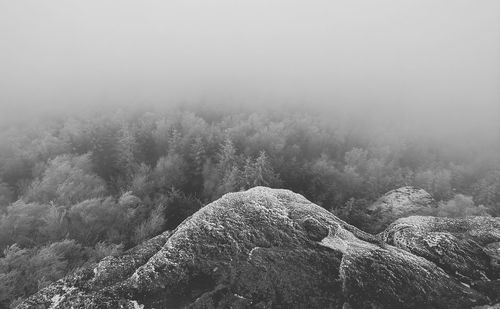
[0,104,498,307]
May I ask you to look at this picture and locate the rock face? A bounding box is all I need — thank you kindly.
[367,186,437,233]
[16,187,497,309]
[382,216,500,304]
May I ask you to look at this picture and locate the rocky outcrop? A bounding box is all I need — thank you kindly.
[367,186,437,233]
[17,187,496,309]
[17,231,172,309]
[382,216,500,303]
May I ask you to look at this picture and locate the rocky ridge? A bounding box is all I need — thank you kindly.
[16,187,500,309]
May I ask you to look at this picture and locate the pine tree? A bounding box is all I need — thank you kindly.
[212,138,241,197]
[115,125,138,180]
[240,151,281,189]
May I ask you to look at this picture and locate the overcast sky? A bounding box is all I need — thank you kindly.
[1,0,499,138]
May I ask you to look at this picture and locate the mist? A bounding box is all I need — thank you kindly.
[3,2,500,307]
[1,0,499,141]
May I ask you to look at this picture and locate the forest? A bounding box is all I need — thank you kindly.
[0,103,499,308]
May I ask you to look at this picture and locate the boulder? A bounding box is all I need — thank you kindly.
[17,187,492,309]
[367,186,437,232]
[382,216,500,303]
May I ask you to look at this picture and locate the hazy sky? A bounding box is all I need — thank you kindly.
[1,0,499,137]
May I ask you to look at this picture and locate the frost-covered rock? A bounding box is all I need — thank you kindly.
[367,186,437,232]
[17,231,171,309]
[17,187,493,309]
[382,215,500,303]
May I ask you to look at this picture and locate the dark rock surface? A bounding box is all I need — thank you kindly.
[17,187,497,309]
[367,186,437,233]
[382,215,500,303]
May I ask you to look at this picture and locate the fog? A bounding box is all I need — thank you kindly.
[1,0,499,141]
